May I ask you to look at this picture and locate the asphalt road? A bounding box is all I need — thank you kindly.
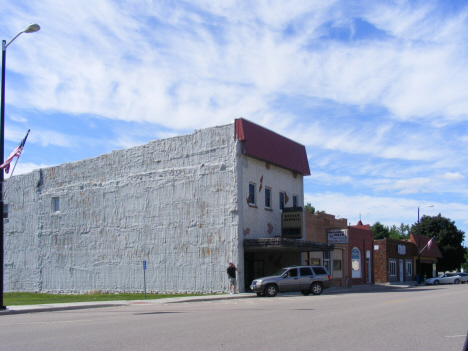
[1,284,467,351]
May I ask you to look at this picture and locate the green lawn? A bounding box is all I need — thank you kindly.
[3,292,209,306]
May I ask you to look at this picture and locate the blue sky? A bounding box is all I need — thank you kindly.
[1,1,467,245]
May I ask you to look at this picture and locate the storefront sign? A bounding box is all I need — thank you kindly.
[281,208,303,238]
[327,229,348,244]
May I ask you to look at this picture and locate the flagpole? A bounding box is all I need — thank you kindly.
[1,24,40,311]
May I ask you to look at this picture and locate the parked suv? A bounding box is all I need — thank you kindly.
[250,265,332,297]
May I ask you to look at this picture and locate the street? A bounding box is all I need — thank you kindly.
[1,284,467,351]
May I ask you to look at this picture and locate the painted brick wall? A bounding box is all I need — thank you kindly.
[4,123,240,293]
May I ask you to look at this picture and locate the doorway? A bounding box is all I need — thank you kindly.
[399,259,404,282]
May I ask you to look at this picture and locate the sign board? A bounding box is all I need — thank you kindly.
[398,245,406,255]
[327,229,348,244]
[281,208,303,238]
[143,261,147,270]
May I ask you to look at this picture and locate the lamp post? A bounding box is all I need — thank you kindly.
[417,204,433,285]
[1,23,40,310]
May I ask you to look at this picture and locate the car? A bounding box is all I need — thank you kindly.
[454,272,468,283]
[425,273,462,285]
[250,265,332,297]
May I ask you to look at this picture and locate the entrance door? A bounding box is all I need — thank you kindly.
[399,259,404,282]
[281,268,300,292]
[366,250,371,283]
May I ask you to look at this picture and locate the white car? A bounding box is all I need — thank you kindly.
[455,272,468,283]
[425,273,461,285]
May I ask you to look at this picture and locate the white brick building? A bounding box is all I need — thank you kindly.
[4,118,332,293]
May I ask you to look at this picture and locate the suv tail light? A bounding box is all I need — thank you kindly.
[328,275,332,280]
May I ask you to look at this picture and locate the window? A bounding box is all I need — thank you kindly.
[3,204,8,219]
[286,268,298,277]
[52,197,60,212]
[300,267,313,276]
[293,195,298,208]
[351,248,361,278]
[323,251,331,273]
[248,183,255,205]
[389,260,397,276]
[405,262,412,276]
[310,258,321,265]
[279,192,285,210]
[333,259,342,271]
[265,187,271,208]
[312,266,327,275]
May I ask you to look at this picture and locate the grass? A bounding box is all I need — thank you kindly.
[3,292,209,306]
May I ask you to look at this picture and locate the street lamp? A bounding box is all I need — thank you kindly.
[417,204,433,285]
[1,23,40,310]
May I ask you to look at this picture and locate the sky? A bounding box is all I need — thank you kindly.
[1,1,467,246]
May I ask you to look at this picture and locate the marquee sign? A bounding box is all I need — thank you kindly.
[281,207,303,238]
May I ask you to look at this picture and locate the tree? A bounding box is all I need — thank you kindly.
[462,248,468,272]
[371,222,390,240]
[411,214,466,272]
[304,203,315,214]
[389,223,411,240]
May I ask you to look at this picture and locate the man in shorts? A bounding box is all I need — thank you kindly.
[227,262,238,294]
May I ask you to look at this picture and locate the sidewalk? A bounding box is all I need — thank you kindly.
[0,282,419,315]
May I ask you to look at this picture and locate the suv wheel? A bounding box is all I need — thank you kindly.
[311,282,323,295]
[265,284,278,297]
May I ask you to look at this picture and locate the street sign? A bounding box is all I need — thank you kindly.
[143,261,147,299]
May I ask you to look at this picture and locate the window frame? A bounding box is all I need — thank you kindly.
[389,260,397,276]
[52,197,60,212]
[248,183,256,206]
[292,195,298,208]
[264,187,271,209]
[279,191,285,210]
[351,247,362,278]
[405,261,412,276]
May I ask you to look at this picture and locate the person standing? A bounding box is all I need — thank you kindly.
[227,262,238,294]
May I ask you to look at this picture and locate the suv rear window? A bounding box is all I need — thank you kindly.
[312,267,327,275]
[300,267,313,276]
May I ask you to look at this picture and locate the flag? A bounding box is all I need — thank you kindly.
[427,237,434,250]
[0,130,30,173]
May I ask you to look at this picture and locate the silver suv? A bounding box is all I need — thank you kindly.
[250,266,332,297]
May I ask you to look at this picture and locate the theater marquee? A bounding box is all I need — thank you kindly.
[281,208,303,238]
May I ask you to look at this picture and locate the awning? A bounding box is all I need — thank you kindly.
[244,238,334,252]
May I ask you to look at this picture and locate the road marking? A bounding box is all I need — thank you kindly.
[384,299,408,304]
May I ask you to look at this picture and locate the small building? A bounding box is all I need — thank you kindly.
[373,238,415,283]
[409,234,443,280]
[304,215,374,287]
[347,221,375,286]
[373,235,442,283]
[304,212,348,286]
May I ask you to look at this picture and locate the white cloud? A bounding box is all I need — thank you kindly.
[438,172,465,181]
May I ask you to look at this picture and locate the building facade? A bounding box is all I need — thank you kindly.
[373,235,442,284]
[4,118,330,294]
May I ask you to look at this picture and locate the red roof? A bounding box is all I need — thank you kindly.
[410,234,443,258]
[235,118,310,175]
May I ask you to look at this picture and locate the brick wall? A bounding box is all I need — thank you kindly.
[304,211,347,243]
